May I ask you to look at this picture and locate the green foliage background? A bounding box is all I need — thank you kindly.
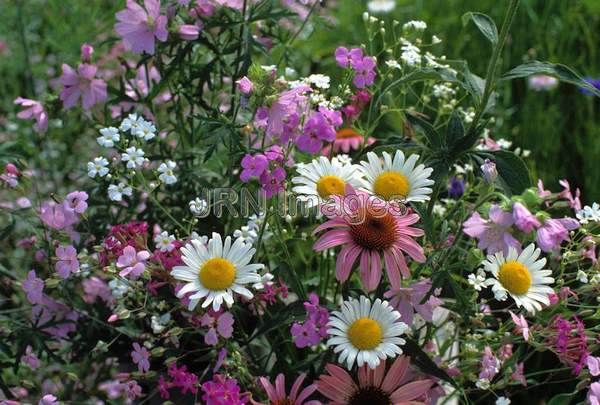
[1,0,599,200]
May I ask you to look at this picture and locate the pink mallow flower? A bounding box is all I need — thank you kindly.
[65,191,88,214]
[55,245,79,279]
[512,202,540,234]
[384,279,442,326]
[200,310,234,346]
[291,293,329,348]
[178,23,202,40]
[14,97,48,133]
[463,204,520,255]
[22,270,44,305]
[237,76,253,95]
[131,342,151,373]
[240,153,268,182]
[115,0,168,55]
[255,373,320,405]
[536,217,579,252]
[60,63,107,110]
[39,201,78,230]
[117,246,150,279]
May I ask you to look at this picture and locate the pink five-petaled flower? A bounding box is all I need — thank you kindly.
[259,167,286,198]
[60,63,107,110]
[115,0,168,55]
[55,245,79,279]
[351,55,376,88]
[117,246,150,279]
[509,311,530,342]
[255,373,320,405]
[22,270,44,305]
[463,204,520,255]
[65,191,89,214]
[512,202,540,234]
[240,154,268,182]
[384,279,442,326]
[201,374,248,405]
[200,310,234,346]
[131,342,151,373]
[291,293,329,348]
[334,46,364,68]
[314,184,426,291]
[317,356,434,404]
[536,217,579,253]
[14,97,48,133]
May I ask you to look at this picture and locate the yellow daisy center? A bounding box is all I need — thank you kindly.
[347,318,382,350]
[498,261,532,295]
[199,258,236,290]
[373,171,410,201]
[316,175,346,199]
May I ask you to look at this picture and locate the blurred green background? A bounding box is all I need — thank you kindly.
[1,0,599,201]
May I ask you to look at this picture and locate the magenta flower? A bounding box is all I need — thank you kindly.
[59,63,107,110]
[117,246,150,279]
[558,179,582,211]
[115,0,168,55]
[65,191,88,214]
[384,279,442,326]
[291,293,328,348]
[351,55,376,88]
[80,43,94,62]
[537,179,552,199]
[168,362,199,396]
[509,310,530,341]
[512,202,540,234]
[236,76,253,96]
[200,310,234,346]
[14,97,48,133]
[259,86,310,140]
[463,204,520,255]
[536,217,579,252]
[240,153,268,182]
[55,245,79,279]
[255,373,320,405]
[201,374,248,404]
[334,46,363,68]
[22,270,44,305]
[131,342,151,373]
[296,107,342,154]
[259,167,286,198]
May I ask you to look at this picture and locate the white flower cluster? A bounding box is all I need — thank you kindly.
[577,203,600,224]
[233,213,271,244]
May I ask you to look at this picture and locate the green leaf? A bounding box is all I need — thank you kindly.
[461,63,485,106]
[462,12,498,44]
[547,392,575,405]
[501,61,600,97]
[446,111,465,147]
[405,113,444,150]
[476,150,531,195]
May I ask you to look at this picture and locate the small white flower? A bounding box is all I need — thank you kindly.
[400,41,421,66]
[252,272,274,290]
[307,74,330,89]
[475,378,490,390]
[495,397,511,405]
[87,157,110,178]
[108,182,133,201]
[367,0,395,13]
[233,226,258,244]
[189,198,208,216]
[122,147,145,169]
[577,202,600,224]
[577,270,589,284]
[432,35,442,44]
[496,138,513,149]
[385,60,402,70]
[151,313,171,334]
[468,269,487,291]
[133,120,157,141]
[158,160,177,184]
[154,231,176,252]
[97,127,120,147]
[120,113,142,132]
[403,20,427,31]
[109,278,130,299]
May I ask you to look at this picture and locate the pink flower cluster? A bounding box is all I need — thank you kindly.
[158,362,199,399]
[100,221,149,266]
[239,145,292,197]
[291,293,329,348]
[335,46,377,88]
[296,106,343,154]
[548,315,589,375]
[201,374,249,405]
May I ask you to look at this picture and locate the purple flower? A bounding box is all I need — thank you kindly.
[291,293,329,348]
[131,342,151,373]
[334,46,363,68]
[168,363,199,395]
[296,107,341,153]
[512,202,540,234]
[60,63,107,110]
[236,76,253,96]
[260,86,310,140]
[240,153,268,182]
[463,204,520,255]
[22,270,44,305]
[125,380,143,400]
[580,77,600,96]
[14,97,48,133]
[589,382,600,405]
[55,245,79,279]
[115,0,168,55]
[117,246,150,279]
[39,201,78,230]
[448,177,465,198]
[480,159,498,183]
[384,279,442,326]
[351,55,376,88]
[478,346,500,381]
[536,217,579,252]
[39,394,58,405]
[65,191,88,214]
[259,167,286,198]
[80,43,94,62]
[202,374,248,405]
[21,346,40,370]
[200,310,234,346]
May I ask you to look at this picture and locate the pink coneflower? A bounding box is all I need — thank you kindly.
[253,373,321,405]
[317,356,434,405]
[321,128,375,156]
[314,185,425,291]
[59,63,107,110]
[115,0,168,55]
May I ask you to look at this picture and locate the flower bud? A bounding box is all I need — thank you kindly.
[480,159,498,183]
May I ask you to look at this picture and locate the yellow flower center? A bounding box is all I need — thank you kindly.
[373,172,410,201]
[498,261,532,295]
[347,318,382,350]
[316,175,346,199]
[199,258,236,290]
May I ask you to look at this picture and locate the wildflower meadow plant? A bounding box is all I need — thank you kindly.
[3,0,600,404]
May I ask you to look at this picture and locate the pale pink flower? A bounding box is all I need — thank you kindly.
[131,342,151,373]
[200,310,234,346]
[59,63,107,110]
[536,217,579,252]
[463,204,520,255]
[512,202,540,234]
[588,356,600,377]
[55,245,79,279]
[384,279,442,326]
[14,97,48,133]
[254,373,320,405]
[22,270,44,305]
[509,310,530,341]
[115,0,168,55]
[511,362,527,386]
[314,185,426,291]
[117,246,150,279]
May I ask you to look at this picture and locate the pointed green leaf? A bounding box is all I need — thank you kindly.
[462,12,498,45]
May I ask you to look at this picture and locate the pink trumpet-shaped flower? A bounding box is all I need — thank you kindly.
[14,97,48,133]
[117,246,150,279]
[115,0,168,55]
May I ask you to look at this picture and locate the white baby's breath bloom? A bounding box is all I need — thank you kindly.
[87,157,110,178]
[468,269,487,291]
[233,226,258,244]
[307,74,330,89]
[154,231,176,252]
[122,147,145,169]
[400,41,421,66]
[158,160,177,184]
[385,60,401,70]
[577,203,600,224]
[189,198,209,216]
[133,120,157,141]
[109,278,130,299]
[120,113,142,132]
[403,20,427,31]
[151,313,171,334]
[367,0,396,13]
[108,182,133,201]
[432,35,442,44]
[496,397,511,405]
[252,272,274,290]
[577,270,589,284]
[97,127,120,147]
[496,138,513,149]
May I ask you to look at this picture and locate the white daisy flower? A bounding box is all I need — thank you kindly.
[291,156,363,208]
[482,243,554,314]
[133,120,157,141]
[154,231,176,252]
[172,233,263,311]
[108,182,133,201]
[97,127,120,147]
[120,113,142,132]
[158,160,177,184]
[327,296,408,370]
[367,0,396,13]
[87,157,109,178]
[359,151,434,203]
[122,147,145,169]
[189,198,209,216]
[576,202,600,224]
